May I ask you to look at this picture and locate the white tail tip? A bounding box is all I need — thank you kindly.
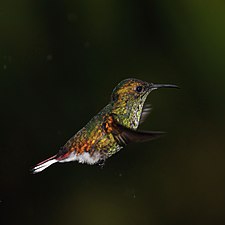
[31,158,57,174]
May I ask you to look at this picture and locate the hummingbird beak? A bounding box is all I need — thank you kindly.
[148,83,179,90]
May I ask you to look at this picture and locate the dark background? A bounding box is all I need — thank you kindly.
[1,1,225,225]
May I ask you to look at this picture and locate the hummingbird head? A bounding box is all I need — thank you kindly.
[111,78,178,128]
[111,78,148,102]
[111,78,178,103]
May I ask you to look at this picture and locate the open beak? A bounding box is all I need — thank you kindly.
[149,83,179,90]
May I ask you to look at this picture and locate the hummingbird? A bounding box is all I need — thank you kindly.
[32,78,178,173]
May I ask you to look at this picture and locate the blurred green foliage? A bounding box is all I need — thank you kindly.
[1,1,225,225]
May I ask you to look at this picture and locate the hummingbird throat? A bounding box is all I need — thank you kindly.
[113,93,149,130]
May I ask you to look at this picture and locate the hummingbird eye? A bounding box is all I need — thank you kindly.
[136,86,143,93]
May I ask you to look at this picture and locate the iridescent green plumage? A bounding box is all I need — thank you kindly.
[32,78,178,173]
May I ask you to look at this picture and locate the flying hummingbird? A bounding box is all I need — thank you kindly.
[32,78,178,173]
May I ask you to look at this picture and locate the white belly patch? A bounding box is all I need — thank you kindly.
[58,151,101,165]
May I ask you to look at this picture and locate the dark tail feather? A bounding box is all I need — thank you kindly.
[31,155,58,174]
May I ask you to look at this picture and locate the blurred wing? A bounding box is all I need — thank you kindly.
[140,104,152,124]
[112,121,165,146]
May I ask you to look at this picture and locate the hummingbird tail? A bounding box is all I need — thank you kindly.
[31,155,58,174]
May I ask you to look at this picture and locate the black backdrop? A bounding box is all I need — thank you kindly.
[1,1,225,225]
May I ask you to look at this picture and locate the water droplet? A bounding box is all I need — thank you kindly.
[84,41,90,48]
[47,54,53,61]
[67,13,78,23]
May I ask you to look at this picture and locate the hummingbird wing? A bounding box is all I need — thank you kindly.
[140,103,152,124]
[112,121,165,146]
